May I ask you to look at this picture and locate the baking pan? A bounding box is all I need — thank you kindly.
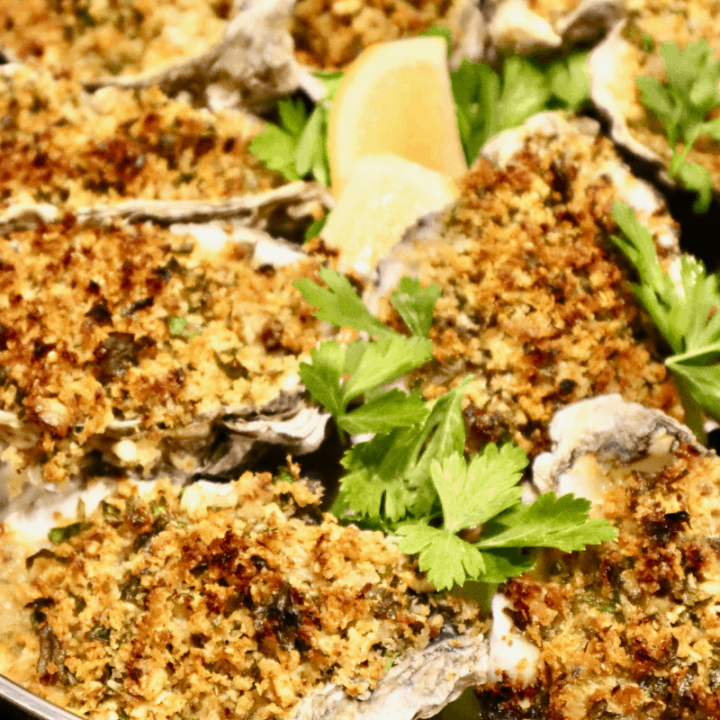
[0,674,79,720]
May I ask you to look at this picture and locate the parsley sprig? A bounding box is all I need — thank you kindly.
[296,269,616,590]
[612,201,720,430]
[249,73,343,186]
[453,51,590,165]
[637,40,720,212]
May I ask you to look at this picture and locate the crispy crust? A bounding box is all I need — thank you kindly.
[480,443,720,719]
[0,473,481,720]
[0,0,229,81]
[0,68,279,211]
[378,140,682,458]
[291,0,454,70]
[0,219,323,486]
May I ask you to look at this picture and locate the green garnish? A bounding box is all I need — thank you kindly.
[48,521,93,545]
[295,270,435,436]
[249,73,342,186]
[296,269,616,590]
[611,201,720,432]
[250,48,591,184]
[637,40,720,212]
[452,51,591,165]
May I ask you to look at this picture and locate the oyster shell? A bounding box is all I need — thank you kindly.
[0,474,488,720]
[85,0,306,112]
[588,7,720,196]
[482,395,720,718]
[485,0,623,57]
[0,183,332,239]
[0,217,330,502]
[367,111,683,461]
[0,64,317,220]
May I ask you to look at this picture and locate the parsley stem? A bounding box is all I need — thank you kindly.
[666,341,720,367]
[670,372,707,444]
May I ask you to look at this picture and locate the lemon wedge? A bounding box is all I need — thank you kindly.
[321,153,459,277]
[327,37,467,198]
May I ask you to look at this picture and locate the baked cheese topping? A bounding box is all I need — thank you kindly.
[479,443,720,719]
[0,68,279,212]
[377,133,682,458]
[292,0,455,70]
[0,220,323,488]
[0,473,481,720]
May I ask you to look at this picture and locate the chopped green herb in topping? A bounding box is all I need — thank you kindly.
[48,522,93,546]
[85,625,111,644]
[168,316,202,340]
[213,351,249,381]
[26,549,71,571]
[101,501,122,525]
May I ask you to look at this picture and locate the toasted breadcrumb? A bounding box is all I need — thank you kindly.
[0,67,279,212]
[0,0,228,81]
[0,473,482,720]
[378,135,682,458]
[292,0,454,70]
[479,443,720,719]
[0,219,323,487]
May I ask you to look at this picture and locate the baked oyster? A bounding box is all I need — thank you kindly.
[484,0,623,57]
[482,394,720,719]
[0,471,488,720]
[0,217,329,500]
[86,0,485,111]
[369,111,683,461]
[0,0,231,83]
[588,1,720,196]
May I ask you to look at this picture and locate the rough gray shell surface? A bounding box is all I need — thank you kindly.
[533,393,707,503]
[485,0,623,58]
[292,626,488,720]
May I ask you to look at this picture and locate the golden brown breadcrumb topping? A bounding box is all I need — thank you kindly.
[378,138,682,458]
[0,473,481,720]
[0,0,228,81]
[291,0,454,70]
[478,444,720,720]
[617,0,720,187]
[0,67,279,212]
[0,218,323,487]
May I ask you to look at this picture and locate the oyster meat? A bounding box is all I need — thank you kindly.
[369,111,683,461]
[0,472,488,720]
[482,394,720,719]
